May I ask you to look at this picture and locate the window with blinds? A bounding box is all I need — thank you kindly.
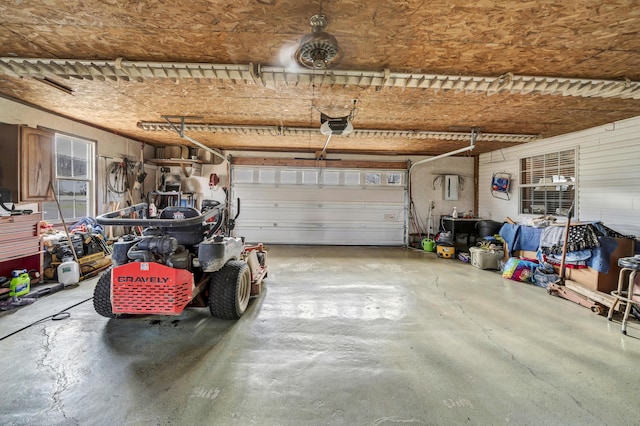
[519,149,576,216]
[42,133,95,222]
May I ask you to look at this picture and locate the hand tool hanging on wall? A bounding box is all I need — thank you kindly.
[133,142,147,201]
[121,157,143,235]
[106,161,128,195]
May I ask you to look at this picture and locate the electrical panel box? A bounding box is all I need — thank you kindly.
[444,175,459,200]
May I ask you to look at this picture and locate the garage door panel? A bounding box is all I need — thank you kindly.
[240,203,405,223]
[240,224,404,245]
[231,166,406,246]
[233,184,405,204]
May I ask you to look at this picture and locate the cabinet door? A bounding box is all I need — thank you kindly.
[0,123,20,203]
[20,127,55,201]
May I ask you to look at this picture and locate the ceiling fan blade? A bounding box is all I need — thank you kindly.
[278,41,301,71]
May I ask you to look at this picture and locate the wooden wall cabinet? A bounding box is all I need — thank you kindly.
[0,123,55,203]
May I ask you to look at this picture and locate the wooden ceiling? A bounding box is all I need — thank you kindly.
[1,0,639,157]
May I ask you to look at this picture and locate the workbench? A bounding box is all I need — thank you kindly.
[441,216,482,251]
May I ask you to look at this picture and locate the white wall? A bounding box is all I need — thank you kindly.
[0,97,155,216]
[478,115,640,236]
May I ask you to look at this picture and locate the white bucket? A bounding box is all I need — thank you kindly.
[57,260,80,285]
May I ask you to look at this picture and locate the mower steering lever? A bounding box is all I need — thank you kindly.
[96,202,222,228]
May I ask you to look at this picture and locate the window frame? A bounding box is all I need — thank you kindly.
[41,131,96,223]
[519,148,576,217]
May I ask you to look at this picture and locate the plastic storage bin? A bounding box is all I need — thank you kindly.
[469,246,504,270]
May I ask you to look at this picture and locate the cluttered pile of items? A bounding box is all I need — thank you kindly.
[498,208,639,321]
[42,217,112,283]
[0,217,112,312]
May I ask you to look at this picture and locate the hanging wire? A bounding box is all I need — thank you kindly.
[106,161,134,195]
[432,175,466,191]
[106,162,127,194]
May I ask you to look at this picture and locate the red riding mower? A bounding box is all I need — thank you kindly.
[94,200,267,319]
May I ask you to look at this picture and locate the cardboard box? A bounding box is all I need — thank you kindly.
[512,250,538,260]
[553,238,634,294]
[503,242,537,261]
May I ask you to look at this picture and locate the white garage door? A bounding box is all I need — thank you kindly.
[230,165,407,245]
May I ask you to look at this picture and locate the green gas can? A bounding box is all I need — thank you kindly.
[9,269,30,297]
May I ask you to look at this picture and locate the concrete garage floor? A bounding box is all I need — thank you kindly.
[0,245,639,426]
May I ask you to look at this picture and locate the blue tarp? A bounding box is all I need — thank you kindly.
[499,223,543,255]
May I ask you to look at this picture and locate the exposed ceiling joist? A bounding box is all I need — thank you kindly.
[136,121,540,143]
[2,58,639,100]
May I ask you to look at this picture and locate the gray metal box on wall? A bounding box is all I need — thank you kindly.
[444,174,459,200]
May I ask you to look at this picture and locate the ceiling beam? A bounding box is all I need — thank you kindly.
[230,157,410,170]
[136,121,539,143]
[1,58,639,100]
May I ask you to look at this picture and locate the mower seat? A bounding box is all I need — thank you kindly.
[159,206,206,246]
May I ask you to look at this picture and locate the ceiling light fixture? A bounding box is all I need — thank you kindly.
[295,14,342,70]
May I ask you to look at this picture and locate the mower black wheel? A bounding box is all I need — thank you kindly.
[93,268,119,318]
[208,260,251,320]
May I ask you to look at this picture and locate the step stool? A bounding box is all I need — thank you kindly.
[607,256,640,335]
